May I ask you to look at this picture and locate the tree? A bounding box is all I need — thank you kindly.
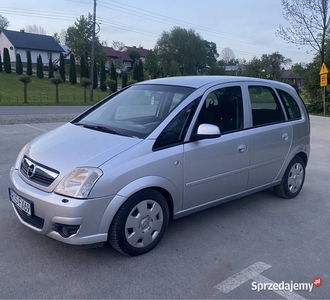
[18,75,31,103]
[26,51,32,75]
[59,53,65,82]
[260,52,292,80]
[207,63,226,75]
[205,41,219,66]
[93,60,98,89]
[81,77,92,102]
[99,61,107,91]
[0,15,9,30]
[53,29,67,44]
[50,76,63,103]
[220,47,236,65]
[112,40,125,51]
[277,0,330,64]
[243,56,263,78]
[126,48,141,61]
[66,15,106,63]
[156,26,207,75]
[80,55,87,79]
[37,55,44,79]
[105,79,117,94]
[145,49,160,79]
[25,24,46,35]
[0,55,2,72]
[122,72,128,88]
[138,59,144,82]
[48,57,54,79]
[3,48,11,74]
[110,61,117,92]
[132,60,139,81]
[69,53,77,84]
[16,54,23,75]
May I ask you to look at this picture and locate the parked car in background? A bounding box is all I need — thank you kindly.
[9,76,310,256]
[42,61,59,71]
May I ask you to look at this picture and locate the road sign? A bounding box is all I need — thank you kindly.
[319,63,328,75]
[320,74,328,87]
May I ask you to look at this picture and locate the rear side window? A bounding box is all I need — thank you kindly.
[248,86,285,127]
[276,89,301,120]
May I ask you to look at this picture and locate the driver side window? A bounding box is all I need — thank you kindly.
[195,86,244,134]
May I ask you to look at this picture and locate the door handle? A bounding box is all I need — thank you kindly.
[282,133,289,141]
[238,144,248,153]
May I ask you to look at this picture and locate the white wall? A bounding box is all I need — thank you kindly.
[0,33,16,62]
[16,49,60,64]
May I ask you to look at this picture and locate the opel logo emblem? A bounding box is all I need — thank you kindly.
[27,164,36,178]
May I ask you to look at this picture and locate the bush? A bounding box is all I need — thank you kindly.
[69,53,77,84]
[306,98,323,114]
[105,79,117,94]
[16,53,23,75]
[122,72,128,88]
[26,51,32,75]
[59,53,65,82]
[3,48,11,74]
[127,80,137,86]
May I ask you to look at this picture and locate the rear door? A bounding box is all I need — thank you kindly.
[246,84,292,189]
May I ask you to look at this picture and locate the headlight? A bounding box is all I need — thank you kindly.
[14,143,28,170]
[55,168,103,198]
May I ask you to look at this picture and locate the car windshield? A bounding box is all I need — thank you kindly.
[72,84,195,138]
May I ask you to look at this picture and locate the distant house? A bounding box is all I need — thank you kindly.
[121,46,148,63]
[0,29,64,65]
[103,46,134,72]
[281,69,302,88]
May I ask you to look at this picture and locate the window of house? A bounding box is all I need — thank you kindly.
[248,86,285,127]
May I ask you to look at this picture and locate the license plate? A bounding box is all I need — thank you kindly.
[9,189,32,216]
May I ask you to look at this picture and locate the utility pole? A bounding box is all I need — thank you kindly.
[89,0,96,102]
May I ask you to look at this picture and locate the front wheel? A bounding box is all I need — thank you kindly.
[108,189,169,256]
[274,156,306,199]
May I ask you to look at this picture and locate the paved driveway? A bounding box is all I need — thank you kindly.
[0,115,329,299]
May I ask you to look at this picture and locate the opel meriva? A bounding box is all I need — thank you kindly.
[9,76,310,256]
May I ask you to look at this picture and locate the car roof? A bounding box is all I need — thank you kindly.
[137,76,291,89]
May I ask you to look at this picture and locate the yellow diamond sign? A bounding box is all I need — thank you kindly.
[319,63,328,75]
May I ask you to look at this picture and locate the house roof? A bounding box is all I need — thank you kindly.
[123,46,148,57]
[1,29,64,52]
[281,69,298,79]
[103,47,133,62]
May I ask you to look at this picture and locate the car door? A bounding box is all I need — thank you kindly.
[183,84,250,210]
[246,84,292,189]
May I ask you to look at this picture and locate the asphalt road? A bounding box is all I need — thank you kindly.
[0,114,329,299]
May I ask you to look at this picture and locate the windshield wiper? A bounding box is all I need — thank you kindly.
[75,123,128,136]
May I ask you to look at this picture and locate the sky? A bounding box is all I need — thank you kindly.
[0,0,316,65]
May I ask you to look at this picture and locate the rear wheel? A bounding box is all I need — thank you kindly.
[109,189,169,256]
[274,156,306,199]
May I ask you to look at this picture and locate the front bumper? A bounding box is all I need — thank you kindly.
[9,167,114,245]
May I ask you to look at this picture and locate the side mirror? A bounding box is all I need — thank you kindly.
[192,124,221,140]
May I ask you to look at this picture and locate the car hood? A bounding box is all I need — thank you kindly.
[24,123,142,175]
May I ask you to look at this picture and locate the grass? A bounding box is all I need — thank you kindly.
[0,72,111,105]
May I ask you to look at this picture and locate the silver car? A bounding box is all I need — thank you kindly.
[9,76,310,256]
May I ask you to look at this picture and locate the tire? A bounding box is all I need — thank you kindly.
[108,189,169,256]
[274,156,306,199]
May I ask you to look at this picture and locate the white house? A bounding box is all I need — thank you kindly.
[0,29,64,64]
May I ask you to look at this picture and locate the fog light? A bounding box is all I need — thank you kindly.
[52,223,80,238]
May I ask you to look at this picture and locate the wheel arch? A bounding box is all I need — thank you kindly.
[98,176,179,234]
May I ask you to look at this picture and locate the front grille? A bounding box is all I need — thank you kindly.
[14,205,44,229]
[20,157,59,187]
